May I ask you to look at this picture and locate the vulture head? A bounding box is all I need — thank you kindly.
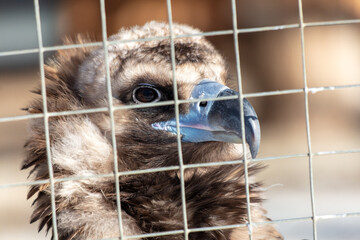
[22,21,282,240]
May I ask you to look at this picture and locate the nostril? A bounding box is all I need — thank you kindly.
[199,101,208,108]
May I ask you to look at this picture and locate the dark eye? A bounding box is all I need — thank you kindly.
[132,85,162,103]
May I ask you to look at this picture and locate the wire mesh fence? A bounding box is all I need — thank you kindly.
[1,0,360,239]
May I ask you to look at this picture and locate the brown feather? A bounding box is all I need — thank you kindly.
[22,22,282,240]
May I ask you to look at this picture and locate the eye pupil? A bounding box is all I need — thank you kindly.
[133,85,161,103]
[137,88,156,102]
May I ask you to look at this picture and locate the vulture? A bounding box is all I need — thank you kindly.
[22,21,283,240]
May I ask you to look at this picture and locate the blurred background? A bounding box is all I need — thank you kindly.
[1,0,360,239]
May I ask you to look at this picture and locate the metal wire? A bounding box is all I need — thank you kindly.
[2,83,360,124]
[99,0,126,239]
[2,18,360,58]
[1,0,360,239]
[33,1,59,239]
[2,147,360,191]
[166,0,190,239]
[230,0,253,238]
[297,1,318,239]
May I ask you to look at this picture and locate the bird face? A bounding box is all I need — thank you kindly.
[73,22,260,169]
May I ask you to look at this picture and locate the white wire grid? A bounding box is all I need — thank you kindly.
[1,0,360,239]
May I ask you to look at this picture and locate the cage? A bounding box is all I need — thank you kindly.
[1,0,360,239]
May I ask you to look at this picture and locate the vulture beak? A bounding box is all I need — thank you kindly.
[152,80,261,158]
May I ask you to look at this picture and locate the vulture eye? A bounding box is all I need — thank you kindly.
[132,84,162,103]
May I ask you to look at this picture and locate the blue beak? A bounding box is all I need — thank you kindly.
[152,80,261,158]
